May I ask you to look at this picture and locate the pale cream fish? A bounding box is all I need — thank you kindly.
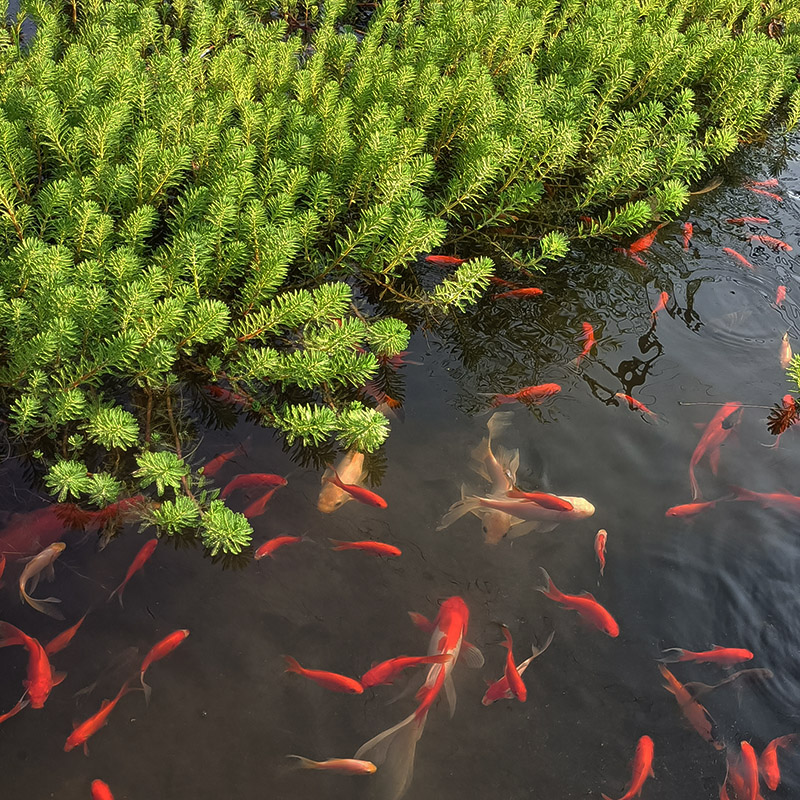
[19,542,66,619]
[780,332,793,369]
[317,449,366,513]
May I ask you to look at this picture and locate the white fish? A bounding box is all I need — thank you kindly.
[18,542,66,619]
[317,450,366,513]
[780,332,793,369]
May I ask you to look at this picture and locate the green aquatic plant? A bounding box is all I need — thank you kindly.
[0,0,798,553]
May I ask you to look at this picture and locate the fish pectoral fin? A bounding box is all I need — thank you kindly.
[506,521,537,539]
[27,572,41,595]
[83,743,89,757]
[459,641,485,669]
[444,675,457,718]
[52,671,67,686]
[44,563,56,582]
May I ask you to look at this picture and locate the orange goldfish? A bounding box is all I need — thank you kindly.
[481,631,553,705]
[64,681,132,754]
[492,287,543,300]
[760,734,796,791]
[780,332,793,368]
[329,539,400,557]
[287,756,377,774]
[535,568,618,637]
[254,535,304,559]
[601,735,655,800]
[206,385,251,408]
[489,383,561,407]
[723,247,755,270]
[220,473,287,498]
[499,626,526,702]
[424,255,465,266]
[747,179,779,188]
[629,223,667,253]
[283,656,364,694]
[108,538,158,606]
[202,444,246,477]
[748,235,792,252]
[595,529,607,576]
[727,217,770,225]
[45,613,88,656]
[91,780,114,800]
[360,654,452,688]
[652,291,669,317]
[317,450,366,513]
[576,322,596,363]
[689,402,742,501]
[746,187,783,202]
[0,621,65,708]
[659,665,721,749]
[682,222,693,250]
[140,629,190,704]
[242,487,280,519]
[615,393,657,418]
[665,500,718,518]
[776,285,787,305]
[615,246,647,266]
[658,646,753,665]
[323,469,387,509]
[731,486,800,514]
[739,742,760,800]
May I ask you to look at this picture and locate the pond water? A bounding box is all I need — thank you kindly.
[2,134,800,799]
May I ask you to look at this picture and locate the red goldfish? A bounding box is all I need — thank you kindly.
[45,613,88,656]
[329,539,400,557]
[242,487,280,519]
[220,473,286,498]
[595,529,607,576]
[723,247,755,269]
[505,490,573,512]
[286,756,377,774]
[206,385,251,408]
[748,235,792,252]
[89,495,147,526]
[91,780,114,800]
[482,631,553,705]
[108,538,158,606]
[140,629,190,704]
[203,444,246,477]
[424,255,465,266]
[665,500,718,518]
[682,222,693,250]
[727,217,770,225]
[489,383,561,406]
[324,469,387,509]
[499,626,526,702]
[746,187,783,202]
[659,645,753,665]
[659,665,721,749]
[601,735,655,800]
[689,402,742,500]
[747,179,779,187]
[492,287,543,300]
[360,654,452,688]
[731,486,800,514]
[615,246,647,266]
[283,656,364,694]
[760,734,796,790]
[739,742,760,800]
[629,223,667,253]
[615,393,657,418]
[0,621,65,708]
[652,291,669,317]
[535,568,619,637]
[64,681,132,754]
[488,276,520,288]
[576,322,596,363]
[254,535,304,559]
[776,285,787,306]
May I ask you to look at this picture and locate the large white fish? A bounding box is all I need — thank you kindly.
[317,449,366,513]
[18,542,66,619]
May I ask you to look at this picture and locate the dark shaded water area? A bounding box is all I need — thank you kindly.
[2,134,800,799]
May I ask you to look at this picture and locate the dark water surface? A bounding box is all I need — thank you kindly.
[3,135,800,799]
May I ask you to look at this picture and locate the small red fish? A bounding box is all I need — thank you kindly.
[505,490,573,511]
[283,656,364,694]
[324,470,387,509]
[776,285,787,306]
[760,734,796,790]
[254,535,304,560]
[665,500,718,518]
[242,486,280,519]
[203,444,246,477]
[286,756,377,774]
[490,383,561,407]
[629,223,667,253]
[64,681,132,754]
[731,486,800,514]
[91,780,115,800]
[499,626,526,702]
[576,322,596,363]
[614,246,647,266]
[108,538,158,606]
[207,385,251,408]
[535,568,619,637]
[492,287,543,300]
[689,402,742,501]
[489,277,521,289]
[594,529,607,576]
[360,654,452,688]
[140,629,190,704]
[746,187,783,202]
[723,247,754,269]
[747,178,779,188]
[615,393,656,418]
[748,234,792,252]
[739,742,759,800]
[652,291,669,317]
[424,255,465,266]
[482,632,553,705]
[727,217,770,225]
[329,539,400,557]
[659,645,753,666]
[682,222,693,250]
[601,735,655,800]
[659,665,721,748]
[0,621,65,708]
[220,473,287,498]
[45,613,88,656]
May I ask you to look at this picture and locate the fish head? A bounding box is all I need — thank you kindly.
[560,497,595,519]
[480,510,512,544]
[316,485,351,513]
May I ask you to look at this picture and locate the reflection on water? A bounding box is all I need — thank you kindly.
[1,134,800,798]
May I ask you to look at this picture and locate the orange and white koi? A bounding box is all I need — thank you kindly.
[601,735,655,800]
[748,235,792,252]
[0,621,65,709]
[489,383,561,407]
[576,322,596,363]
[286,756,377,774]
[492,287,543,300]
[91,780,115,800]
[19,542,66,619]
[254,535,304,560]
[615,393,657,418]
[659,645,753,666]
[499,626,526,702]
[140,629,190,704]
[317,450,366,513]
[689,402,742,501]
[284,656,364,694]
[45,612,88,656]
[780,332,793,368]
[682,222,693,250]
[242,487,280,519]
[535,568,618,637]
[760,734,796,791]
[424,255,464,267]
[324,469,387,509]
[360,654,452,688]
[108,538,158,606]
[652,291,669,317]
[595,529,607,576]
[723,247,755,269]
[776,285,787,306]
[220,473,287,498]
[659,665,721,749]
[481,631,553,705]
[727,217,770,225]
[329,539,400,557]
[64,680,132,754]
[665,500,719,518]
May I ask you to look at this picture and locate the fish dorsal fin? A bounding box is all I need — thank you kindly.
[578,590,597,601]
[459,641,485,669]
[99,698,112,710]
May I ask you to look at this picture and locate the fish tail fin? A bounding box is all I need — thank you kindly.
[532,629,555,659]
[486,411,514,443]
[107,582,125,607]
[23,593,65,620]
[355,710,425,800]
[690,465,701,502]
[436,495,481,530]
[140,672,151,706]
[285,755,317,770]
[469,438,492,482]
[658,648,686,663]
[534,567,563,602]
[499,625,513,651]
[283,655,303,675]
[328,539,348,551]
